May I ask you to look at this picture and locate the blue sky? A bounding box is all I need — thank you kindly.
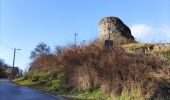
[0,0,170,70]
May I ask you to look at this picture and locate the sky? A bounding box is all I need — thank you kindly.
[0,0,170,71]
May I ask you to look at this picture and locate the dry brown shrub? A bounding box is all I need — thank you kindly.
[29,54,58,71]
[29,40,170,98]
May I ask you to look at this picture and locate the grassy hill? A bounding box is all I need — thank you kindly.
[13,40,170,100]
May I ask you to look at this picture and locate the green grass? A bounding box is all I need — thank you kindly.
[13,71,112,100]
[12,77,36,87]
[60,87,112,100]
[116,87,144,100]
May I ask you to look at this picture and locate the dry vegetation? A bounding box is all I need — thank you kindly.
[23,39,170,99]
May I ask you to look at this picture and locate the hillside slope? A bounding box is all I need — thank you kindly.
[14,40,170,100]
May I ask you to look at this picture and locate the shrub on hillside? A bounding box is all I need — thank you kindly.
[29,40,170,99]
[57,41,169,98]
[29,54,58,71]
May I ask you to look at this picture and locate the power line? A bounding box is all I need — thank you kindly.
[0,42,28,60]
[17,52,29,61]
[0,42,14,50]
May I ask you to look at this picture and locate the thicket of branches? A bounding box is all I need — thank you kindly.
[28,40,170,99]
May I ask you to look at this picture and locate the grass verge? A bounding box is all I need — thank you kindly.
[13,73,112,100]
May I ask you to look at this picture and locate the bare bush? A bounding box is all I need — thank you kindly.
[29,40,170,99]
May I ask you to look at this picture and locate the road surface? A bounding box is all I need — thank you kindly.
[0,79,65,100]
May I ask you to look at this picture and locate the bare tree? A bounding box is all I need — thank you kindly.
[30,42,50,60]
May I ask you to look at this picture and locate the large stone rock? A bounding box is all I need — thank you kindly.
[99,17,134,40]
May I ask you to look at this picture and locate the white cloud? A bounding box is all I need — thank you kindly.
[130,24,153,38]
[130,24,170,43]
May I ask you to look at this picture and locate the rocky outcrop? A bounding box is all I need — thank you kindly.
[99,17,134,40]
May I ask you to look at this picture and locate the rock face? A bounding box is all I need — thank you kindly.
[99,17,134,40]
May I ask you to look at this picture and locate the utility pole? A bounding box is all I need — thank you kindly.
[75,33,77,48]
[12,48,21,79]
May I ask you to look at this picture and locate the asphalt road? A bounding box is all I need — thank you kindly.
[0,79,65,100]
